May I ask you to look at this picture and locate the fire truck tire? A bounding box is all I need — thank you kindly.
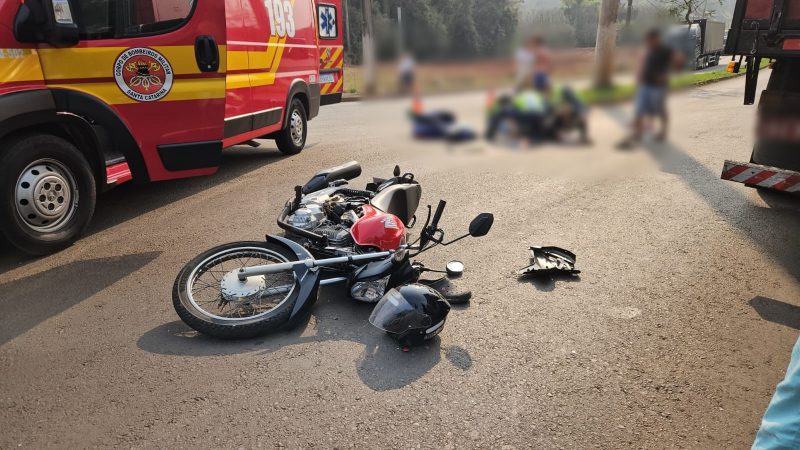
[275,98,307,155]
[0,134,96,256]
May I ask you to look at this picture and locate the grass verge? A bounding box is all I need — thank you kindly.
[578,60,770,105]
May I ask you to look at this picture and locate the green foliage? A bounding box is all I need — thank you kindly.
[659,0,724,23]
[560,0,600,47]
[519,8,576,48]
[344,0,521,63]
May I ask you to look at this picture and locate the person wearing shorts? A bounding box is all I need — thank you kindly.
[634,85,667,118]
[532,36,552,92]
[619,29,683,148]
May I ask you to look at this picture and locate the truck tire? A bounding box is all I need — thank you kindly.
[275,98,307,155]
[0,134,96,255]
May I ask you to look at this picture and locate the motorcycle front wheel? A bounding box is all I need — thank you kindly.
[172,241,303,339]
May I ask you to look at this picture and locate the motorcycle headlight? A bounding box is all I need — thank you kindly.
[350,276,390,303]
[393,235,408,262]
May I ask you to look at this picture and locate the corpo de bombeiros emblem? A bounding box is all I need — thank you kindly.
[114,47,173,102]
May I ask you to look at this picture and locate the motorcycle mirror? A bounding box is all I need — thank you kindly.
[469,213,494,237]
[446,261,465,278]
[393,165,401,177]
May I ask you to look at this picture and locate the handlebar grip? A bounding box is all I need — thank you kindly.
[431,200,446,229]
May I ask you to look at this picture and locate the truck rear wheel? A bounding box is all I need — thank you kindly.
[0,134,96,255]
[275,98,307,155]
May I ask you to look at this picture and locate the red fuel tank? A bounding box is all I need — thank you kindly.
[351,206,406,251]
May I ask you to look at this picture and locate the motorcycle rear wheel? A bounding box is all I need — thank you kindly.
[173,241,303,339]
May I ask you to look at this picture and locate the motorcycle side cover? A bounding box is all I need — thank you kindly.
[351,206,406,251]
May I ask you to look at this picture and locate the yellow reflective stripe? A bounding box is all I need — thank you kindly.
[228,50,249,72]
[331,78,343,93]
[249,72,277,87]
[0,49,44,82]
[267,0,295,73]
[264,36,280,70]
[270,39,288,74]
[37,45,228,79]
[49,78,225,105]
[226,73,250,90]
[324,48,342,69]
[320,83,330,94]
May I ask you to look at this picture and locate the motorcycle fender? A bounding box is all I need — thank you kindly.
[265,235,321,325]
[288,269,320,326]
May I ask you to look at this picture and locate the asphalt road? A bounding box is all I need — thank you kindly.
[1,75,798,449]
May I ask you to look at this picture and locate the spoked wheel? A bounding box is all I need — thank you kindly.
[173,241,308,339]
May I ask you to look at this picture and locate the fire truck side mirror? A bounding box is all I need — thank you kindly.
[14,0,79,48]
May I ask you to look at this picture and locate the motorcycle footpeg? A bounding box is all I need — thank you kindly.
[419,277,472,305]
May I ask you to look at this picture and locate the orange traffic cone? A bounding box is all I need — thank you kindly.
[411,87,424,116]
[485,88,497,111]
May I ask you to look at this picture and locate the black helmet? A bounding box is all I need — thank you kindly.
[369,284,451,347]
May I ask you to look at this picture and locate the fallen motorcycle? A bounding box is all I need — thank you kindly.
[172,162,493,342]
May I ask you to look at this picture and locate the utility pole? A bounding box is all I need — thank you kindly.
[397,7,403,57]
[593,0,621,88]
[344,0,352,52]
[625,0,633,28]
[361,0,376,95]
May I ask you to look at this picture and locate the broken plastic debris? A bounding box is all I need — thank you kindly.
[516,246,580,277]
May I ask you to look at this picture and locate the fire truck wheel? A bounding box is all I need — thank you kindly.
[0,134,96,256]
[275,98,307,155]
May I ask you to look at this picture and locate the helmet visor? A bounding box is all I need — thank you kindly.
[369,288,430,333]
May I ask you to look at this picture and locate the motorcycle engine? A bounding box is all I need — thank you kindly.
[313,223,353,246]
[285,203,326,230]
[284,189,358,249]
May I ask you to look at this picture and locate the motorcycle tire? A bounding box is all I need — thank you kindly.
[173,241,307,339]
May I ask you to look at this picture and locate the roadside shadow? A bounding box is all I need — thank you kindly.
[0,252,160,346]
[0,143,290,264]
[137,285,472,391]
[519,274,582,293]
[756,189,800,212]
[750,296,800,330]
[89,145,287,236]
[604,106,800,280]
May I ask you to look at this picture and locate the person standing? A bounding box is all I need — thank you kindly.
[398,52,416,95]
[618,29,683,148]
[532,36,553,92]
[515,36,537,90]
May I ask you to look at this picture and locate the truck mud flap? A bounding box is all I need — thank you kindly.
[721,160,800,194]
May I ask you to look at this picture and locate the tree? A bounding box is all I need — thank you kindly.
[361,0,376,94]
[520,8,577,48]
[593,0,620,87]
[443,0,481,58]
[345,0,519,63]
[562,0,600,47]
[662,0,723,24]
[624,0,633,28]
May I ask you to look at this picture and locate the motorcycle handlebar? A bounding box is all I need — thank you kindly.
[431,200,446,230]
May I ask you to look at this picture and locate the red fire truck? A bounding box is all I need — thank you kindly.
[0,0,345,255]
